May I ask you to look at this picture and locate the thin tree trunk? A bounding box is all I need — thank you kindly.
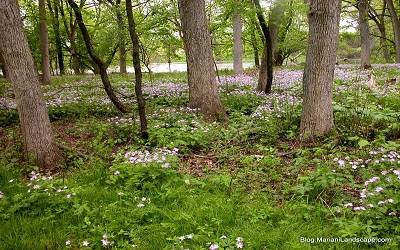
[115,0,127,74]
[358,0,371,69]
[178,0,228,120]
[48,0,65,75]
[379,0,391,61]
[233,1,243,75]
[68,0,130,113]
[39,0,52,84]
[126,0,148,139]
[119,43,127,74]
[253,0,273,94]
[250,19,260,68]
[300,0,342,139]
[387,0,400,62]
[60,0,81,74]
[0,0,63,170]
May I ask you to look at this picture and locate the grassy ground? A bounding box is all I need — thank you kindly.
[0,65,399,249]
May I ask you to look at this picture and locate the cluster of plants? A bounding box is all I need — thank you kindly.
[1,65,400,249]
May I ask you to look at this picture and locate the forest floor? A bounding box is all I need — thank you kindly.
[0,65,399,249]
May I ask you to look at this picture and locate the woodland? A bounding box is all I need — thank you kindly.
[0,0,400,249]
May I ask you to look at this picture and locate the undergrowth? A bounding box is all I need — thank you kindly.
[1,65,399,249]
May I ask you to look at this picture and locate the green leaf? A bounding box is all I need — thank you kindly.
[358,139,370,148]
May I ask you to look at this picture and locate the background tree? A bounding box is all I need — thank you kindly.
[233,0,243,75]
[47,0,65,75]
[300,0,342,138]
[253,0,273,94]
[0,0,62,169]
[367,0,391,62]
[269,0,287,66]
[386,0,400,62]
[39,0,52,84]
[68,0,129,113]
[178,0,227,120]
[59,0,82,74]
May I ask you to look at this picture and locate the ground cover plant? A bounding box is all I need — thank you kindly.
[1,64,400,249]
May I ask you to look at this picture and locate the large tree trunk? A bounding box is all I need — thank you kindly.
[0,0,62,170]
[233,1,243,75]
[178,0,228,120]
[386,0,400,62]
[358,0,371,69]
[68,0,130,113]
[39,0,52,85]
[126,0,148,139]
[300,0,342,139]
[253,0,273,94]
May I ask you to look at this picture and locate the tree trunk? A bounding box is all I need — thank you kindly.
[0,0,62,170]
[39,0,52,85]
[119,43,127,74]
[269,0,286,66]
[53,0,65,75]
[178,0,228,120]
[116,0,127,74]
[126,0,148,139]
[358,0,371,69]
[253,0,273,94]
[48,0,65,75]
[60,0,81,74]
[233,1,243,75]
[258,45,268,91]
[300,0,342,139]
[378,23,391,62]
[250,18,260,68]
[379,0,391,61]
[68,0,130,113]
[387,0,400,62]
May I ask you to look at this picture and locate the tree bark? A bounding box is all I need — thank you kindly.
[115,0,127,74]
[0,0,62,170]
[119,43,127,74]
[126,0,148,139]
[300,0,342,139]
[68,0,130,113]
[39,0,52,85]
[358,0,371,69]
[253,0,273,94]
[233,1,243,75]
[250,18,260,68]
[386,0,400,62]
[178,0,228,120]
